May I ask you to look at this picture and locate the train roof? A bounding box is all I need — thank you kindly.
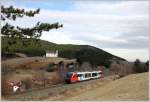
[67,70,102,74]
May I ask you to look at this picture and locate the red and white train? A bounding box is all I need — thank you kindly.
[65,70,104,83]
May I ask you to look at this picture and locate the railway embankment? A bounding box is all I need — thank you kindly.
[58,72,149,101]
[3,77,111,101]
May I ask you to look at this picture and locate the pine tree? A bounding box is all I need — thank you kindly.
[1,5,63,51]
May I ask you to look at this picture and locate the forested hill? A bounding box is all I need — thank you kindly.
[2,37,125,67]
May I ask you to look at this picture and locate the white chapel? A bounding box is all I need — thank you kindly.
[45,50,58,57]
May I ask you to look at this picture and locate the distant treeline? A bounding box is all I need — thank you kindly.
[2,37,125,67]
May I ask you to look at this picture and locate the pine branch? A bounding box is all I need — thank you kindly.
[1,5,40,20]
[1,5,63,48]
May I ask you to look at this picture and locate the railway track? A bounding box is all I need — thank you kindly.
[6,83,66,96]
[4,83,69,101]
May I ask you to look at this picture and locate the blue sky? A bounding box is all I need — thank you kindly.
[14,0,73,11]
[2,0,74,10]
[1,0,149,61]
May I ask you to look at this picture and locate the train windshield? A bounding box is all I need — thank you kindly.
[66,73,73,78]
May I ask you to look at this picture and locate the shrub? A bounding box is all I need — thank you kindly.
[132,59,149,73]
[22,78,32,89]
[110,61,121,74]
[2,52,16,60]
[33,71,46,80]
[133,63,149,73]
[35,59,39,62]
[46,63,55,72]
[1,75,13,95]
[50,75,60,85]
[19,64,31,70]
[110,61,133,77]
[1,64,15,75]
[80,62,92,71]
[145,60,149,67]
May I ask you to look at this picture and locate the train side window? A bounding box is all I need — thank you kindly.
[92,73,97,77]
[78,74,82,77]
[66,73,72,78]
[86,73,91,77]
[85,74,88,78]
[89,73,91,77]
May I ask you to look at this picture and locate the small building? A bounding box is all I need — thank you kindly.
[57,59,78,82]
[46,50,58,57]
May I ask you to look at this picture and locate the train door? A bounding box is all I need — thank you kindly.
[77,74,84,81]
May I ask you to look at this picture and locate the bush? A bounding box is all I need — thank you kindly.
[35,59,39,62]
[110,61,133,77]
[133,64,147,73]
[110,61,120,74]
[80,62,92,71]
[1,75,13,95]
[22,78,32,89]
[19,64,31,70]
[2,64,15,75]
[132,59,149,73]
[2,52,16,60]
[46,63,55,72]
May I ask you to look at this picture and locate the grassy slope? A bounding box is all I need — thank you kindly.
[62,72,149,101]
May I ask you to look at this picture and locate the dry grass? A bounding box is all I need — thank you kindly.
[59,72,148,101]
[1,57,66,96]
[26,57,65,69]
[4,73,148,101]
[2,57,65,68]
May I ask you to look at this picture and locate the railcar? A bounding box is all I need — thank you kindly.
[65,70,104,83]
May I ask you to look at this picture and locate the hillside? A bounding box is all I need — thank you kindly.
[2,37,125,67]
[59,72,149,101]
